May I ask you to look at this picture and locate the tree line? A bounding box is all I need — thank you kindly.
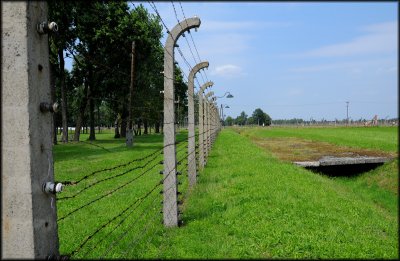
[224,108,272,126]
[48,1,189,143]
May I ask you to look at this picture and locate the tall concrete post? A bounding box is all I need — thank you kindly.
[163,17,201,227]
[211,101,217,144]
[2,1,60,258]
[214,102,220,140]
[198,81,213,170]
[210,101,217,147]
[204,98,209,163]
[188,61,209,187]
[204,92,214,163]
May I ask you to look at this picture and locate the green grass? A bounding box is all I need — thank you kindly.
[54,127,398,259]
[54,130,190,259]
[237,126,398,152]
[153,129,398,259]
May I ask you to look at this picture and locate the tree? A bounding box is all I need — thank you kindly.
[264,113,272,126]
[48,2,181,142]
[48,0,78,143]
[235,111,248,126]
[225,116,233,126]
[252,108,271,126]
[247,116,255,125]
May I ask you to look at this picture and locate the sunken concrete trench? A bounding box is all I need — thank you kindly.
[249,136,395,177]
[293,156,392,177]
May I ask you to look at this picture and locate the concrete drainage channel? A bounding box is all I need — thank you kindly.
[293,156,392,177]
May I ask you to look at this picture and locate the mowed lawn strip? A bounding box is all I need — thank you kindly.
[153,129,398,259]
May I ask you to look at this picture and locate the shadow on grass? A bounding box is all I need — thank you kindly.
[305,163,384,177]
[54,133,188,163]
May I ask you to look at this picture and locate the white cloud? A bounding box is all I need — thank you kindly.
[293,21,397,58]
[211,64,245,78]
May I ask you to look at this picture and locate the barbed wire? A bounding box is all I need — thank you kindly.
[97,191,160,258]
[175,1,209,84]
[54,2,223,259]
[57,158,160,221]
[58,124,219,258]
[67,142,201,258]
[67,180,162,257]
[57,151,162,200]
[57,137,188,185]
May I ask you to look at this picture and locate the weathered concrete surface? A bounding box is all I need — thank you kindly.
[2,1,59,258]
[198,81,213,170]
[294,156,391,167]
[187,61,208,187]
[163,17,200,227]
[320,156,391,166]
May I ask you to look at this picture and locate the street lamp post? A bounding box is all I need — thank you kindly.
[216,91,234,99]
[220,104,230,125]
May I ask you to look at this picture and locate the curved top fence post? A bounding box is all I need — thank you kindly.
[198,81,213,170]
[188,61,209,187]
[163,17,201,228]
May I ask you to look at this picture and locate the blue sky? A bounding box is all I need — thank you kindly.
[66,2,398,121]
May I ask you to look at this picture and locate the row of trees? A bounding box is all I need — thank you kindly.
[48,1,188,143]
[224,108,272,126]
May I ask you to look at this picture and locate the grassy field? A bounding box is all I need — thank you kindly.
[54,130,191,258]
[236,126,398,152]
[54,126,398,259]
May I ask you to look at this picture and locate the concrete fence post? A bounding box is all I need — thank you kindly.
[198,81,213,170]
[204,97,209,162]
[212,99,218,145]
[204,92,214,163]
[163,17,201,227]
[2,1,60,258]
[211,101,217,144]
[188,61,209,187]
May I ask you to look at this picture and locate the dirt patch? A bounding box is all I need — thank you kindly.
[250,136,396,162]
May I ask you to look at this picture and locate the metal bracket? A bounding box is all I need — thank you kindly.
[37,21,58,34]
[42,182,63,194]
[40,102,59,113]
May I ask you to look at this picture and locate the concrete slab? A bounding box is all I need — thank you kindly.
[293,156,391,167]
[293,161,320,167]
[319,156,390,166]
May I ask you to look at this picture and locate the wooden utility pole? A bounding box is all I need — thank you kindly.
[126,41,135,147]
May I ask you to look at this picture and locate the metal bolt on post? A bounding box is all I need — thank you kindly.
[2,1,60,258]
